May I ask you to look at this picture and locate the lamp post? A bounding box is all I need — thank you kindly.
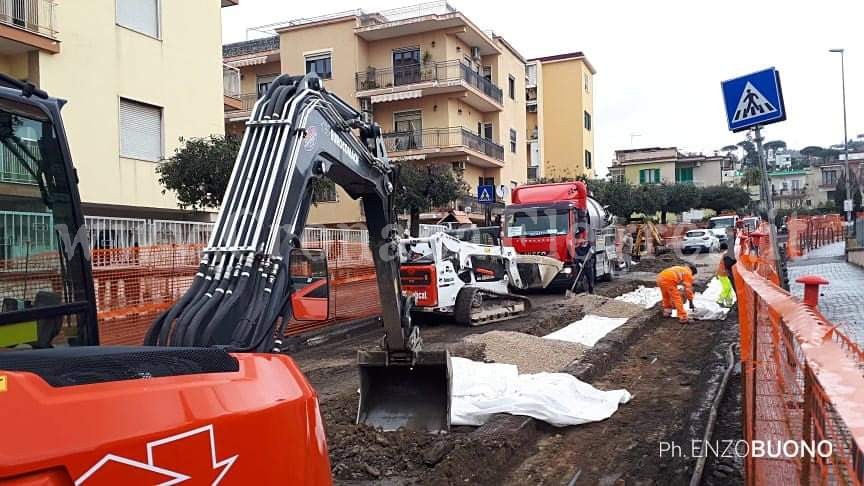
[829,48,851,220]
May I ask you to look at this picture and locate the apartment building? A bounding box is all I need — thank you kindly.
[525,52,595,181]
[0,0,234,222]
[224,2,593,226]
[609,147,734,186]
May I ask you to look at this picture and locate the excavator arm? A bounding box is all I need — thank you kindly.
[145,73,450,431]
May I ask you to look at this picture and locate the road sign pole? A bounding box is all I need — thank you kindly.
[754,124,787,289]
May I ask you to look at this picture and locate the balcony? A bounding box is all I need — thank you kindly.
[356,60,503,111]
[223,64,242,111]
[224,93,259,120]
[382,127,504,167]
[0,0,58,53]
[774,187,808,198]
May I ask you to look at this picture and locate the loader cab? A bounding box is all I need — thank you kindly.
[0,85,98,349]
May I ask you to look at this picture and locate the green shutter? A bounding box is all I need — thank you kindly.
[639,169,646,184]
[654,169,660,183]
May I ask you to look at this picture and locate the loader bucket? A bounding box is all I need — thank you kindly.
[357,349,451,432]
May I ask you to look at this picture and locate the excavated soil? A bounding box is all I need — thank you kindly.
[632,251,694,273]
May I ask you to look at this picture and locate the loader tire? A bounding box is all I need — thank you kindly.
[454,287,481,325]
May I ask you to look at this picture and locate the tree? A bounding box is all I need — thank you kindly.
[763,140,786,152]
[720,144,739,154]
[663,183,701,221]
[741,166,762,189]
[737,140,758,166]
[157,135,240,210]
[700,185,751,214]
[833,172,863,211]
[394,163,468,236]
[800,146,824,160]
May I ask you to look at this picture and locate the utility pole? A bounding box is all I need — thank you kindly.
[829,48,851,221]
[755,125,787,288]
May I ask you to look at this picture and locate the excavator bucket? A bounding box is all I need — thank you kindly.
[356,349,451,432]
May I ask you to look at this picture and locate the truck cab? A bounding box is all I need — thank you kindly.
[708,214,739,249]
[502,182,615,289]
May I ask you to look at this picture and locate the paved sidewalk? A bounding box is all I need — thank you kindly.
[787,242,864,345]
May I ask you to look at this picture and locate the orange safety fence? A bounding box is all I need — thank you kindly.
[0,242,381,346]
[735,223,864,485]
[786,214,845,260]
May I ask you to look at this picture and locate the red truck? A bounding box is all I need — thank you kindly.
[502,181,617,290]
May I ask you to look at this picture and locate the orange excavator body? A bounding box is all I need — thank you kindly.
[0,353,331,485]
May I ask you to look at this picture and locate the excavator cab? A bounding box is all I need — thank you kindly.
[0,77,98,350]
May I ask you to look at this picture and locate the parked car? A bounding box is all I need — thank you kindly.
[681,230,719,254]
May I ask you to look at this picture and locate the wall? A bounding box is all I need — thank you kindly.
[493,38,527,197]
[623,163,675,185]
[364,29,451,71]
[238,60,280,94]
[278,19,364,224]
[0,52,31,80]
[538,58,587,179]
[692,161,724,186]
[279,19,363,104]
[38,0,226,216]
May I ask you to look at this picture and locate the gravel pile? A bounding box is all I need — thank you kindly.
[464,330,586,374]
[571,293,610,313]
[593,299,646,319]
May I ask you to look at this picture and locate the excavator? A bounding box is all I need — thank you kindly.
[0,73,449,484]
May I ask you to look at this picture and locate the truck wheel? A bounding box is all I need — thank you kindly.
[454,287,481,325]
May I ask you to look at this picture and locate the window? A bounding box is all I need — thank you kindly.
[256,74,278,98]
[393,48,421,86]
[478,177,494,186]
[639,168,661,184]
[305,53,332,79]
[584,111,592,131]
[116,0,160,38]
[822,170,838,186]
[482,66,492,82]
[584,73,591,93]
[791,179,800,190]
[675,167,693,183]
[477,122,493,140]
[508,75,515,100]
[119,98,163,161]
[393,110,422,150]
[584,150,593,170]
[509,129,517,153]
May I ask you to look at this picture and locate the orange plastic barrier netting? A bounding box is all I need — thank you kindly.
[92,243,380,345]
[735,224,864,485]
[786,214,845,260]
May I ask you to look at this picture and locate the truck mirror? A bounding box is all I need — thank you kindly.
[289,248,329,322]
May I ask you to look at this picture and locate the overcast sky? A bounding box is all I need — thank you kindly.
[223,0,863,176]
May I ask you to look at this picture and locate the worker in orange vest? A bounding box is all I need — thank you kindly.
[657,264,697,323]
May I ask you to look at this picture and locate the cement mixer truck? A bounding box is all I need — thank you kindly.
[502,181,617,290]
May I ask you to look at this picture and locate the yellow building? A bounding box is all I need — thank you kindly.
[525,52,596,181]
[610,147,734,187]
[224,2,594,226]
[0,0,235,220]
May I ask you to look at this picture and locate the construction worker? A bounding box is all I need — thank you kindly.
[657,264,697,323]
[716,256,736,308]
[621,231,634,272]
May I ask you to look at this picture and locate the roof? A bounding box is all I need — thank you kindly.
[489,33,526,63]
[223,36,280,58]
[768,170,807,177]
[528,51,596,74]
[438,210,472,225]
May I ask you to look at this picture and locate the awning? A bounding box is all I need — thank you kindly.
[226,56,268,68]
[371,90,422,104]
[393,154,426,161]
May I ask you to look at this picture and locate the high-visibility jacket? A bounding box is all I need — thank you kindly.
[657,265,694,301]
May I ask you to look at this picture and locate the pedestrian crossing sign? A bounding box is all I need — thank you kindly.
[477,184,495,204]
[721,68,786,132]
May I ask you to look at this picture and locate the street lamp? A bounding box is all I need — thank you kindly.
[829,48,851,220]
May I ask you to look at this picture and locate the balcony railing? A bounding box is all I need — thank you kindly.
[773,187,808,198]
[0,139,38,184]
[356,60,503,104]
[223,64,241,98]
[383,127,504,161]
[225,92,259,113]
[358,1,455,26]
[0,0,56,39]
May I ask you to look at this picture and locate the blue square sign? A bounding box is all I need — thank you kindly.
[477,184,495,204]
[721,68,786,132]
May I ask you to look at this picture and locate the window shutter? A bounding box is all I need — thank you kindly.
[640,170,646,184]
[654,169,660,183]
[116,0,159,38]
[120,98,163,161]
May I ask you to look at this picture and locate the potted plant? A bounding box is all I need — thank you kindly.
[361,66,379,90]
[421,51,434,80]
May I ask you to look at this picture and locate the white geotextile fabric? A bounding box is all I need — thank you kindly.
[542,315,629,347]
[615,285,663,309]
[671,277,735,320]
[450,357,631,427]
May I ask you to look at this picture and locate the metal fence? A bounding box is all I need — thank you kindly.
[382,127,504,161]
[0,139,39,184]
[736,223,864,485]
[0,0,56,38]
[355,60,503,104]
[357,1,455,26]
[0,210,54,260]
